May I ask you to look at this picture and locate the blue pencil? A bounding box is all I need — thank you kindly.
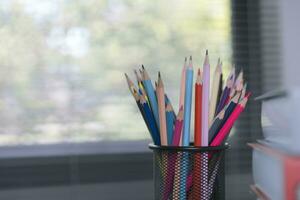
[142,66,160,129]
[166,103,175,145]
[182,56,194,146]
[140,95,161,145]
[180,56,194,199]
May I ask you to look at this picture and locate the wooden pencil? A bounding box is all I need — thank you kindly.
[209,59,222,125]
[140,94,161,145]
[182,56,194,146]
[210,96,249,146]
[166,102,175,145]
[215,67,235,114]
[142,66,160,129]
[125,73,154,142]
[179,57,188,109]
[209,93,240,144]
[194,68,202,146]
[202,50,210,146]
[216,72,223,115]
[172,107,184,146]
[157,72,168,145]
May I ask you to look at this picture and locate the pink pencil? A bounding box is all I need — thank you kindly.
[179,58,187,109]
[172,107,184,146]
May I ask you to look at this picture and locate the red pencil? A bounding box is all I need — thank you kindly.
[210,96,249,146]
[194,68,202,146]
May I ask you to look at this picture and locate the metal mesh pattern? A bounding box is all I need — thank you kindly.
[150,145,227,200]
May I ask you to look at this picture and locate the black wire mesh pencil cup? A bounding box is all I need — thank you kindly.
[149,144,229,200]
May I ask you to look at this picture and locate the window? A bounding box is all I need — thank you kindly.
[0,0,231,146]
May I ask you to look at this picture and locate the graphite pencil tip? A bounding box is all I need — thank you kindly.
[206,49,208,55]
[142,65,145,70]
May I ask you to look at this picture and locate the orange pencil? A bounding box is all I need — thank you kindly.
[194,68,202,146]
[157,72,168,145]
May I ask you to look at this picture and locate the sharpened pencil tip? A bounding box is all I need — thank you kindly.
[141,65,145,69]
[185,57,187,62]
[189,55,192,61]
[206,49,208,55]
[124,73,128,78]
[158,71,161,79]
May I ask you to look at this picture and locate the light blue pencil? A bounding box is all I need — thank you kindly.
[142,66,160,129]
[182,56,194,146]
[180,56,194,199]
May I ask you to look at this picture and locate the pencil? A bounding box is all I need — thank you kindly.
[179,57,188,109]
[157,72,168,145]
[209,93,240,144]
[194,68,202,146]
[192,69,202,199]
[202,50,210,146]
[166,103,175,145]
[209,59,222,125]
[240,83,247,100]
[235,70,244,92]
[182,56,194,146]
[215,67,235,115]
[140,94,161,145]
[216,72,223,115]
[142,65,160,129]
[210,96,249,146]
[172,107,184,146]
[125,73,153,142]
[180,56,193,200]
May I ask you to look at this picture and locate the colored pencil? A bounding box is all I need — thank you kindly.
[140,95,161,145]
[209,59,222,125]
[179,57,188,109]
[172,107,184,146]
[194,68,202,146]
[215,67,235,114]
[216,72,223,115]
[193,69,202,200]
[142,66,160,129]
[209,93,240,144]
[182,56,194,146]
[240,83,247,100]
[157,72,168,145]
[180,56,193,200]
[166,103,175,145]
[210,96,249,146]
[235,70,244,92]
[125,73,153,142]
[202,50,210,146]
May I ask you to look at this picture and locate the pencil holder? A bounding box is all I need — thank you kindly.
[149,144,229,200]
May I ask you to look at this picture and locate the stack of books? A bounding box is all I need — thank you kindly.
[250,89,300,200]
